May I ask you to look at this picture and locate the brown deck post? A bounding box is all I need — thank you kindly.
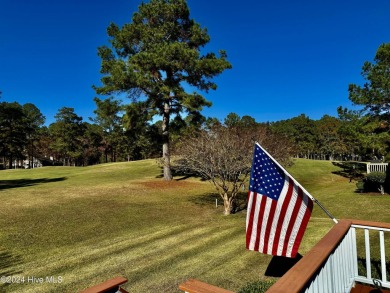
[79,276,128,293]
[179,279,235,293]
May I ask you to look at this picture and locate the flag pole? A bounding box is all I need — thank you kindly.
[255,142,338,224]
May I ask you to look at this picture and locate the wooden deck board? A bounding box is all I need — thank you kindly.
[351,283,390,293]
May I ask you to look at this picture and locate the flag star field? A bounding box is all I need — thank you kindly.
[250,148,284,201]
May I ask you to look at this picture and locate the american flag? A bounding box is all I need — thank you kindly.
[246,143,313,258]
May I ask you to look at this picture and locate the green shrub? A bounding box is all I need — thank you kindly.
[238,280,275,293]
[366,172,386,194]
[367,172,387,183]
[356,180,365,192]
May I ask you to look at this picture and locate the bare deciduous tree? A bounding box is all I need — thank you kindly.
[175,125,295,215]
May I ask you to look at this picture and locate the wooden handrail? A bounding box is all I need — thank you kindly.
[267,219,390,292]
[79,276,128,293]
[179,279,235,293]
[350,219,390,230]
[267,219,352,293]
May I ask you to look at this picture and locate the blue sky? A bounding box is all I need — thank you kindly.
[1,0,389,125]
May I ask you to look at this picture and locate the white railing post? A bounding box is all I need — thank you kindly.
[345,229,355,291]
[380,230,387,284]
[351,227,359,279]
[365,229,372,280]
[352,224,390,289]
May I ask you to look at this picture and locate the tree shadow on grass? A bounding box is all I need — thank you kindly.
[155,166,205,181]
[0,250,23,290]
[0,177,67,191]
[331,162,366,182]
[188,191,248,213]
[332,170,365,182]
[188,192,219,206]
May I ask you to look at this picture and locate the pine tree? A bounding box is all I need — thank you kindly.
[94,0,231,180]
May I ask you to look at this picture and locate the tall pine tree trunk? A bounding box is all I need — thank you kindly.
[162,101,172,181]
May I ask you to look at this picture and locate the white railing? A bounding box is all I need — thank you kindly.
[303,226,356,293]
[367,163,388,174]
[352,224,390,289]
[304,222,390,292]
[268,220,390,293]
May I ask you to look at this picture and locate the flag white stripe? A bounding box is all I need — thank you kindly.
[286,192,310,257]
[247,192,255,250]
[259,197,273,252]
[246,192,254,232]
[277,183,299,256]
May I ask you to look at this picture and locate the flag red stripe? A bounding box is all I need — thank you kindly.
[246,191,257,248]
[271,178,294,256]
[254,196,267,251]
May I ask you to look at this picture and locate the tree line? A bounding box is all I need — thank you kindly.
[269,111,389,162]
[0,99,162,169]
[1,99,388,170]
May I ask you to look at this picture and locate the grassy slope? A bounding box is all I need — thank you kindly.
[0,159,389,292]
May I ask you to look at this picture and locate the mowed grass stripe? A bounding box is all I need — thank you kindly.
[124,226,243,278]
[122,226,245,293]
[10,225,243,292]
[2,159,390,292]
[15,224,193,269]
[24,223,223,274]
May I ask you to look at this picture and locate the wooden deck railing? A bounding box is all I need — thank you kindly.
[267,219,390,293]
[267,219,354,292]
[179,219,390,293]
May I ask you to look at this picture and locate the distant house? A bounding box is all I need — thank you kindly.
[22,158,43,169]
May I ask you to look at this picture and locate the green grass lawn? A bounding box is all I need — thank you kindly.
[0,159,389,292]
